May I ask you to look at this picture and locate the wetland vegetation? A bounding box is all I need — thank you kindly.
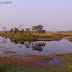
[0,25,72,72]
[0,53,72,72]
[0,25,63,41]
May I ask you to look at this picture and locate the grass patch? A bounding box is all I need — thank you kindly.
[0,64,72,72]
[0,32,62,41]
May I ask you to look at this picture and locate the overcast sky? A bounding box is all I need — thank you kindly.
[0,0,72,31]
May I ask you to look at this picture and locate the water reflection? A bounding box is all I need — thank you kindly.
[10,38,46,52]
[1,37,72,56]
[10,39,18,44]
[31,42,46,52]
[0,38,7,43]
[18,43,23,48]
[24,42,31,48]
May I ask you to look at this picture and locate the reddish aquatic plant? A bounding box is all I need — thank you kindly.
[0,53,71,68]
[0,57,18,66]
[60,60,68,64]
[3,51,16,54]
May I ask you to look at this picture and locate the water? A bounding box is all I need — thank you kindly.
[0,37,72,57]
[0,36,72,66]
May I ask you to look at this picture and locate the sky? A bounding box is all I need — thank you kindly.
[0,0,72,31]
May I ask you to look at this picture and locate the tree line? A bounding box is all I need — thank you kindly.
[9,25,46,34]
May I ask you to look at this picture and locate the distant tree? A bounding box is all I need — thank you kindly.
[10,28,14,32]
[32,26,38,32]
[32,25,43,33]
[42,30,46,34]
[38,30,42,34]
[21,29,24,33]
[25,28,30,33]
[14,28,19,33]
[37,25,43,31]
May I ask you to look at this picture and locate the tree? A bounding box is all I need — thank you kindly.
[32,26,38,32]
[42,30,46,34]
[32,25,43,33]
[10,28,14,32]
[21,29,24,33]
[37,25,43,31]
[14,28,19,33]
[25,28,30,33]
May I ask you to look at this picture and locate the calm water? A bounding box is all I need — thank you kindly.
[0,36,72,57]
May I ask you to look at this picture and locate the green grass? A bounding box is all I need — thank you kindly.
[0,64,72,72]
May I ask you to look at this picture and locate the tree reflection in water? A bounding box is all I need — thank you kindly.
[10,38,46,52]
[31,42,46,52]
[24,42,31,48]
[10,39,18,44]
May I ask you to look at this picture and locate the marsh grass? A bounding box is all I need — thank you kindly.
[0,53,72,72]
[0,64,72,72]
[0,32,62,41]
[66,36,72,42]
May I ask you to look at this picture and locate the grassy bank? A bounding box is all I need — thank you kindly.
[67,36,72,42]
[0,32,62,41]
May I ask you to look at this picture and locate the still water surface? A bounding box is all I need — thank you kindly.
[0,36,72,57]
